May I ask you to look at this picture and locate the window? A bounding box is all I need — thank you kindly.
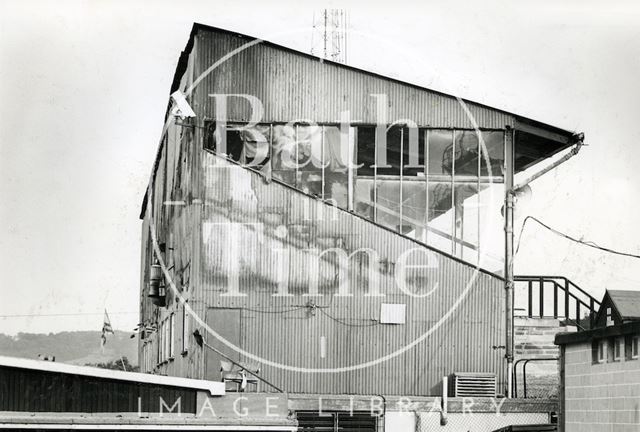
[271,124,297,185]
[606,307,614,326]
[453,130,479,177]
[628,335,639,360]
[202,122,506,268]
[356,126,376,176]
[204,122,271,168]
[143,342,153,373]
[182,305,189,354]
[322,126,352,208]
[170,314,175,358]
[428,130,454,176]
[613,337,624,362]
[402,127,425,177]
[157,314,175,364]
[376,126,402,176]
[478,131,504,177]
[592,339,606,364]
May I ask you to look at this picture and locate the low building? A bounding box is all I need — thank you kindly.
[0,355,296,431]
[555,290,640,432]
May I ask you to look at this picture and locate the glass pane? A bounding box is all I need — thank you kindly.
[354,178,375,220]
[356,126,376,176]
[271,124,297,186]
[426,181,453,253]
[323,126,352,208]
[480,131,504,177]
[377,126,402,176]
[454,131,479,177]
[239,125,271,168]
[296,125,323,173]
[454,182,480,261]
[428,130,454,176]
[298,171,323,196]
[401,180,427,240]
[478,182,505,272]
[225,129,244,162]
[296,125,323,195]
[402,128,425,177]
[376,179,401,230]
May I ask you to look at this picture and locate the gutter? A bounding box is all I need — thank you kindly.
[513,132,584,190]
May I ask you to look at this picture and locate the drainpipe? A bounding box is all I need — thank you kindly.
[504,127,515,398]
[505,131,584,399]
[440,376,448,425]
[513,133,584,190]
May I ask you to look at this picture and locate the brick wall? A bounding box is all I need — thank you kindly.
[514,317,573,398]
[515,317,565,358]
[563,341,640,432]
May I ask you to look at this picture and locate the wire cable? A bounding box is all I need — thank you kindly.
[516,215,640,260]
[240,306,306,315]
[317,307,378,327]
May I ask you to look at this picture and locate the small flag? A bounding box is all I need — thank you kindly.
[101,310,114,348]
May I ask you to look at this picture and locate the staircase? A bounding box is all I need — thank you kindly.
[514,276,600,329]
[512,276,600,398]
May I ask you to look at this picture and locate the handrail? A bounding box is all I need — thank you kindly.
[515,275,597,300]
[513,357,558,398]
[514,275,599,329]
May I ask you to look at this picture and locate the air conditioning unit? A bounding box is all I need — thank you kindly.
[454,372,497,397]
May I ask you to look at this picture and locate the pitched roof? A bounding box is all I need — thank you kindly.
[184,22,576,136]
[606,289,640,320]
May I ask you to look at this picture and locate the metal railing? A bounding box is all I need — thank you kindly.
[513,357,559,398]
[514,276,600,329]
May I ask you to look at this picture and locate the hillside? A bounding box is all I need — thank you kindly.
[0,331,138,366]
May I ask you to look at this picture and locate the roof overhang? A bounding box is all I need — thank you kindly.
[555,321,640,345]
[513,117,579,173]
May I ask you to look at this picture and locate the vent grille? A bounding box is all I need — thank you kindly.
[454,372,497,397]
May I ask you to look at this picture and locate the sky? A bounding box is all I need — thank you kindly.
[1,0,639,335]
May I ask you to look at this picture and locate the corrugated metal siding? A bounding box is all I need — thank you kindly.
[191,30,514,129]
[139,48,207,381]
[197,153,505,395]
[140,28,508,395]
[0,366,196,413]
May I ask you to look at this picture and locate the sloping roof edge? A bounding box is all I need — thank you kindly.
[184,22,577,136]
[0,355,225,396]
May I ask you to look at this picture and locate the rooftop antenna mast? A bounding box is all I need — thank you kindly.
[311,9,348,63]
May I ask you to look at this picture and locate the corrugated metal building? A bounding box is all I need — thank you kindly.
[0,355,296,431]
[137,22,580,402]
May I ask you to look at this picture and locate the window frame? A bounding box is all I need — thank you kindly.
[594,339,606,364]
[630,335,639,360]
[613,337,624,362]
[204,121,506,265]
[156,314,175,365]
[182,305,189,355]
